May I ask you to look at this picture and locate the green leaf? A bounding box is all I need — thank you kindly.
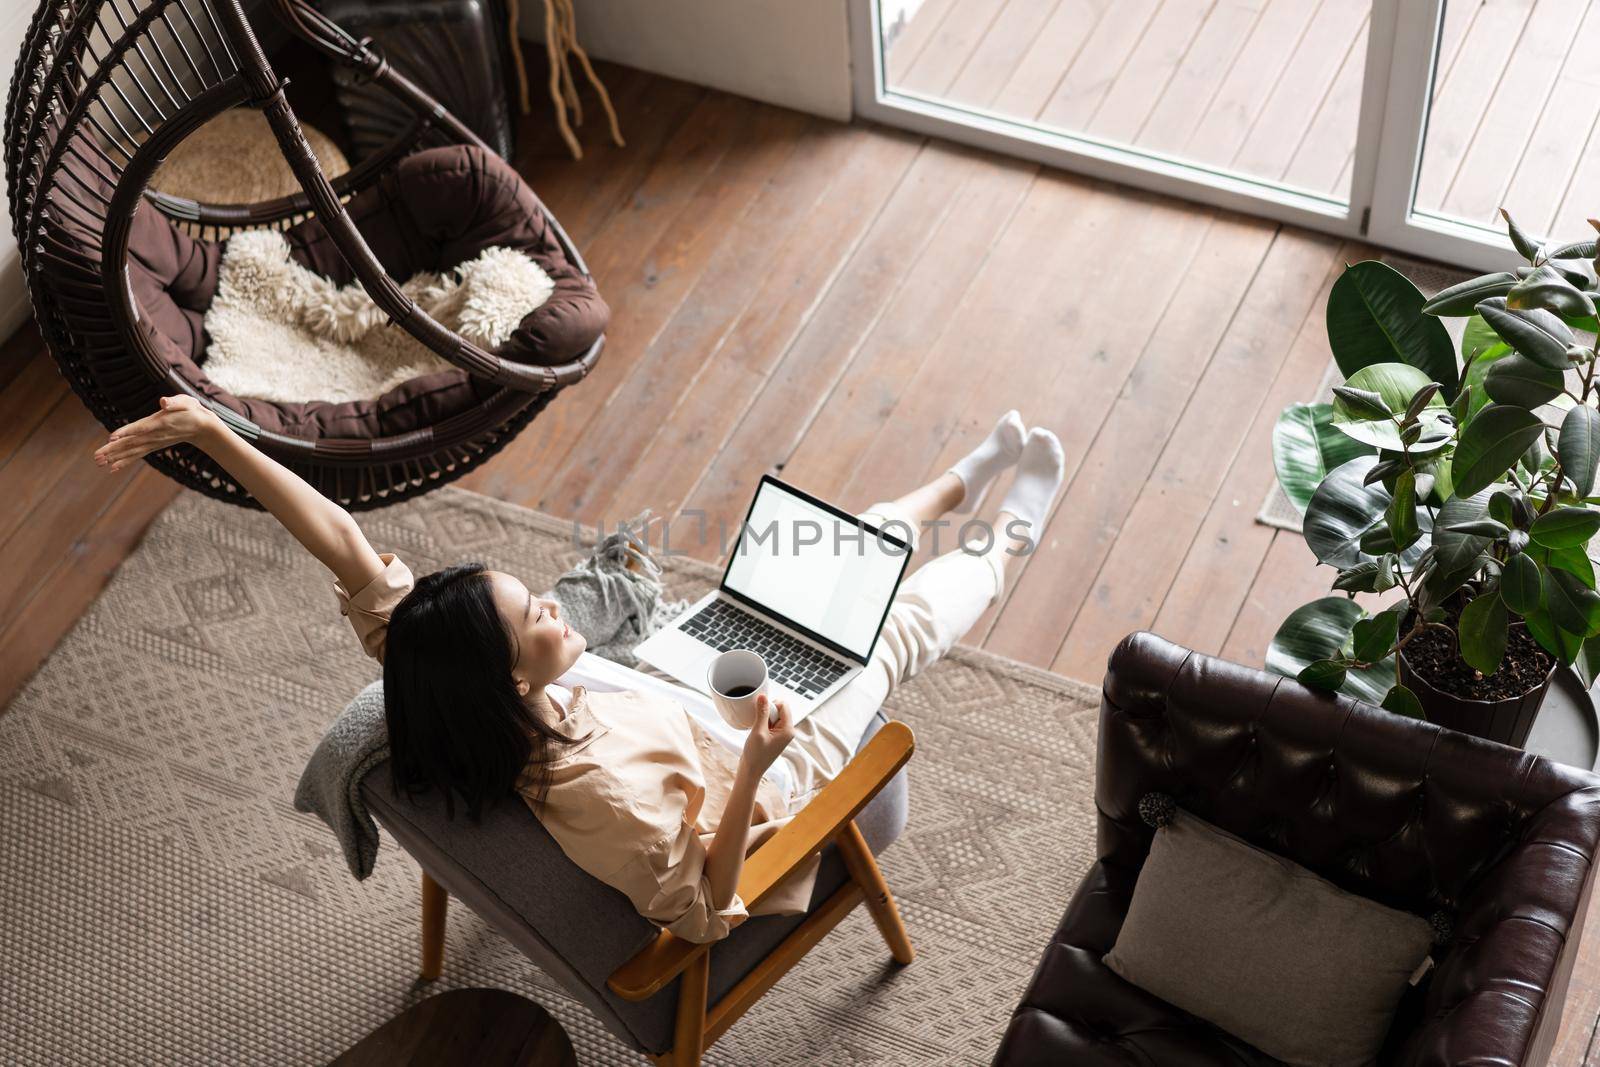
[1304,456,1431,569]
[1432,488,1497,572]
[1331,364,1451,451]
[1442,518,1510,537]
[1544,543,1596,587]
[1479,297,1576,370]
[1326,261,1459,398]
[1502,209,1542,261]
[1530,506,1600,549]
[1459,315,1512,421]
[1523,429,1552,475]
[1506,263,1598,319]
[1560,405,1600,498]
[1462,313,1512,365]
[1549,239,1598,259]
[1423,271,1518,316]
[1403,383,1443,424]
[1331,385,1391,420]
[1549,257,1598,291]
[1351,609,1401,663]
[1546,566,1600,635]
[1269,597,1363,676]
[1297,659,1348,691]
[1361,523,1405,556]
[1386,470,1420,551]
[1419,451,1454,503]
[1453,405,1547,498]
[1574,633,1600,688]
[1458,593,1509,674]
[1272,403,1377,515]
[1524,607,1583,663]
[1502,552,1543,614]
[1376,553,1402,590]
[1332,561,1382,593]
[1483,353,1566,408]
[1488,490,1516,526]
[1268,597,1396,705]
[1381,683,1426,719]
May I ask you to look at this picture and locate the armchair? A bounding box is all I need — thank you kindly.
[362,712,915,1067]
[993,631,1600,1066]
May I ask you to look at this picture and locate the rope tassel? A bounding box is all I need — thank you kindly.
[506,0,625,159]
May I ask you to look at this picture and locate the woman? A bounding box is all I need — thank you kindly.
[95,398,1064,942]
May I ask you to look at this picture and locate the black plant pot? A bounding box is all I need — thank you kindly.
[1397,643,1557,748]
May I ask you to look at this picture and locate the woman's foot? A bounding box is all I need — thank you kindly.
[998,428,1065,542]
[947,410,1026,513]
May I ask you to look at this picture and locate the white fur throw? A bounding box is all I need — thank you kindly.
[201,229,555,404]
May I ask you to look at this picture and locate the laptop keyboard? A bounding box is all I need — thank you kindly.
[680,599,852,699]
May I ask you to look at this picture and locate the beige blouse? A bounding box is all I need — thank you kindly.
[335,554,821,943]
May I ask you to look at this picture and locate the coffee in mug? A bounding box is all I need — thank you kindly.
[706,649,773,730]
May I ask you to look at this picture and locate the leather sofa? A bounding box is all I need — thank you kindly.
[993,632,1600,1066]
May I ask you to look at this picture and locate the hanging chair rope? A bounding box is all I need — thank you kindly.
[503,0,623,160]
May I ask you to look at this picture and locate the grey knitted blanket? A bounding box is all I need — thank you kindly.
[293,516,688,879]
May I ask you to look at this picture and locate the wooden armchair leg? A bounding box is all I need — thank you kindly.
[670,953,709,1067]
[837,819,914,965]
[420,870,448,981]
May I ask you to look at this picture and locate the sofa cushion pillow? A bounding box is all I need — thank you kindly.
[1103,804,1434,1067]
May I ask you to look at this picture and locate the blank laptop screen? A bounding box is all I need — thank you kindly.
[722,479,910,661]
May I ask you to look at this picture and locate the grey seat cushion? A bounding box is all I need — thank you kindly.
[1103,808,1434,1066]
[361,710,908,1055]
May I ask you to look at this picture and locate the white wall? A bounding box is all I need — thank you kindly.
[1,2,32,342]
[521,0,853,122]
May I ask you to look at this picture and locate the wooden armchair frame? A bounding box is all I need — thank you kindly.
[415,720,917,1067]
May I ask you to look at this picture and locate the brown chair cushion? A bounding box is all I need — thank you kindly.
[122,143,607,440]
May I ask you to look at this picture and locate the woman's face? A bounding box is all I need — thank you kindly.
[486,571,586,692]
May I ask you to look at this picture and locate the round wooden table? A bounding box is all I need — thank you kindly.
[331,988,576,1067]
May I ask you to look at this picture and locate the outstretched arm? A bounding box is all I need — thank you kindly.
[94,396,385,593]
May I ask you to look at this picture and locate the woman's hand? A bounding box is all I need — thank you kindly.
[739,694,795,774]
[94,395,221,472]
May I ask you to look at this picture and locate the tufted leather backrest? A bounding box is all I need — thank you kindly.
[1100,632,1600,1064]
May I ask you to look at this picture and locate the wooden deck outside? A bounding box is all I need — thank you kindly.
[3,50,1600,1063]
[885,0,1600,237]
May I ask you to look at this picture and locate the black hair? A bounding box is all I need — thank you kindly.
[383,563,571,820]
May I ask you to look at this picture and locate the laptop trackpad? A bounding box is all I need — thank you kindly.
[640,625,812,714]
[638,627,719,694]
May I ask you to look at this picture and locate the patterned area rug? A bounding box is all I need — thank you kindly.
[0,487,1101,1065]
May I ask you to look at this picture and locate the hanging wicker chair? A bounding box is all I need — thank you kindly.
[5,0,607,509]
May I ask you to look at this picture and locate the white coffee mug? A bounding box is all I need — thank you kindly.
[706,649,774,730]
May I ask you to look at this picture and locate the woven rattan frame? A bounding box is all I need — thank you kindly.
[5,0,604,509]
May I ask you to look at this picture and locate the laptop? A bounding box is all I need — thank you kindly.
[636,476,913,722]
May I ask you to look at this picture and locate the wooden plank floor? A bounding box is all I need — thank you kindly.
[3,57,1599,1063]
[886,0,1600,237]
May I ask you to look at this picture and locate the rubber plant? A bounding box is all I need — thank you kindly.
[1266,212,1600,719]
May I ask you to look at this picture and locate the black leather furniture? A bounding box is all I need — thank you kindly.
[993,632,1600,1066]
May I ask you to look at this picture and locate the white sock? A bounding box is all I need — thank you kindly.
[999,427,1065,535]
[947,410,1026,513]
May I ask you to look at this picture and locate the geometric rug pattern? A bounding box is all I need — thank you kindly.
[0,486,1101,1065]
